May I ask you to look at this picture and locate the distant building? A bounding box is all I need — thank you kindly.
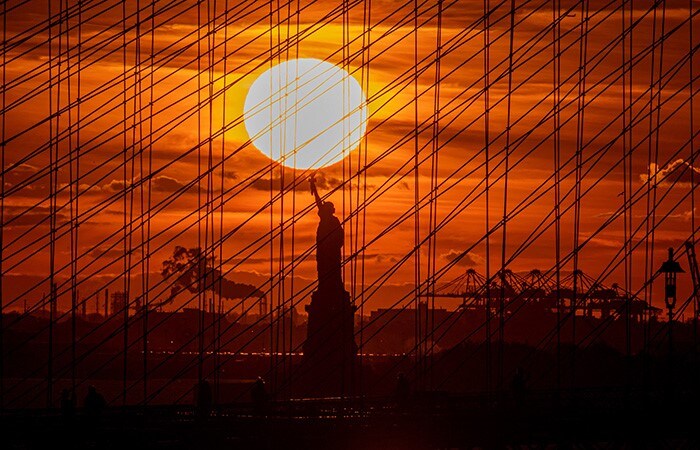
[110,291,128,316]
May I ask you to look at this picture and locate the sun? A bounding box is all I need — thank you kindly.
[243,58,367,170]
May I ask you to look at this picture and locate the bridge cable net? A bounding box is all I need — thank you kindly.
[2,0,696,406]
[0,0,698,408]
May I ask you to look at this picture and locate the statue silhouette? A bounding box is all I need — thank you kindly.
[302,174,357,397]
[309,175,344,294]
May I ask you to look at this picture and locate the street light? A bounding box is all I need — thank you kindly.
[658,247,684,395]
[659,247,684,320]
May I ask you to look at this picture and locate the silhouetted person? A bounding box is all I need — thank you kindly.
[84,385,106,417]
[195,379,213,417]
[310,175,344,294]
[60,388,75,418]
[251,376,268,413]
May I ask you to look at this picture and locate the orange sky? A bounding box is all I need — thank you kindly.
[2,0,698,315]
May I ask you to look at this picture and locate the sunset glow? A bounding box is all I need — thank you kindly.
[1,2,699,439]
[1,0,697,318]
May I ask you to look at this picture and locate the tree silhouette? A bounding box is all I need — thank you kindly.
[157,246,266,309]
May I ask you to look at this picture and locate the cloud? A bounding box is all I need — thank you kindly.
[667,208,697,222]
[101,175,203,194]
[2,164,50,195]
[102,179,128,193]
[375,253,398,264]
[441,249,484,267]
[152,175,191,193]
[640,159,700,186]
[5,163,38,177]
[585,236,623,249]
[246,170,343,192]
[3,205,68,227]
[313,172,343,190]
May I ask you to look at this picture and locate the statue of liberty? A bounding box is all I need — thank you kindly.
[309,175,344,294]
[302,173,357,396]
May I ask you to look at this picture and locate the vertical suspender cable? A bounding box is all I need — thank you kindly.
[351,0,362,396]
[499,0,515,390]
[349,0,358,395]
[47,0,56,409]
[138,0,145,406]
[128,0,138,408]
[650,0,667,347]
[553,0,562,394]
[217,0,229,406]
[428,0,443,390]
[621,0,628,359]
[342,0,350,396]
[127,1,138,409]
[642,0,659,372]
[0,0,6,413]
[413,0,421,390]
[206,0,216,396]
[275,1,285,398]
[143,0,155,407]
[272,0,279,395]
[56,0,65,408]
[655,0,668,348]
[644,2,660,353]
[342,0,348,350]
[572,0,589,389]
[483,0,491,396]
[217,0,228,405]
[212,0,218,395]
[484,0,492,395]
[76,0,83,404]
[196,0,204,389]
[690,0,696,348]
[358,0,371,400]
[268,0,274,391]
[66,0,76,397]
[287,0,300,398]
[121,0,128,407]
[206,0,215,403]
[627,0,634,358]
[275,0,287,397]
[130,0,141,407]
[622,0,633,370]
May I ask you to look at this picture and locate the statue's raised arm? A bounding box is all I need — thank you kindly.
[308,172,343,293]
[309,174,323,210]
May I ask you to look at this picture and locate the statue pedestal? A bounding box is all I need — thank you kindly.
[300,287,357,397]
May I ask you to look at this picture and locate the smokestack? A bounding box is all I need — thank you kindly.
[95,292,99,314]
[104,289,109,317]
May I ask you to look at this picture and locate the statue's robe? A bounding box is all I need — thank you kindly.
[315,211,343,294]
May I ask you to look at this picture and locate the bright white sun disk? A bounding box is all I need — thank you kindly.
[243,58,367,170]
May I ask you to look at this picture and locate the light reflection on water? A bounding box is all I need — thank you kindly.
[147,351,407,357]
